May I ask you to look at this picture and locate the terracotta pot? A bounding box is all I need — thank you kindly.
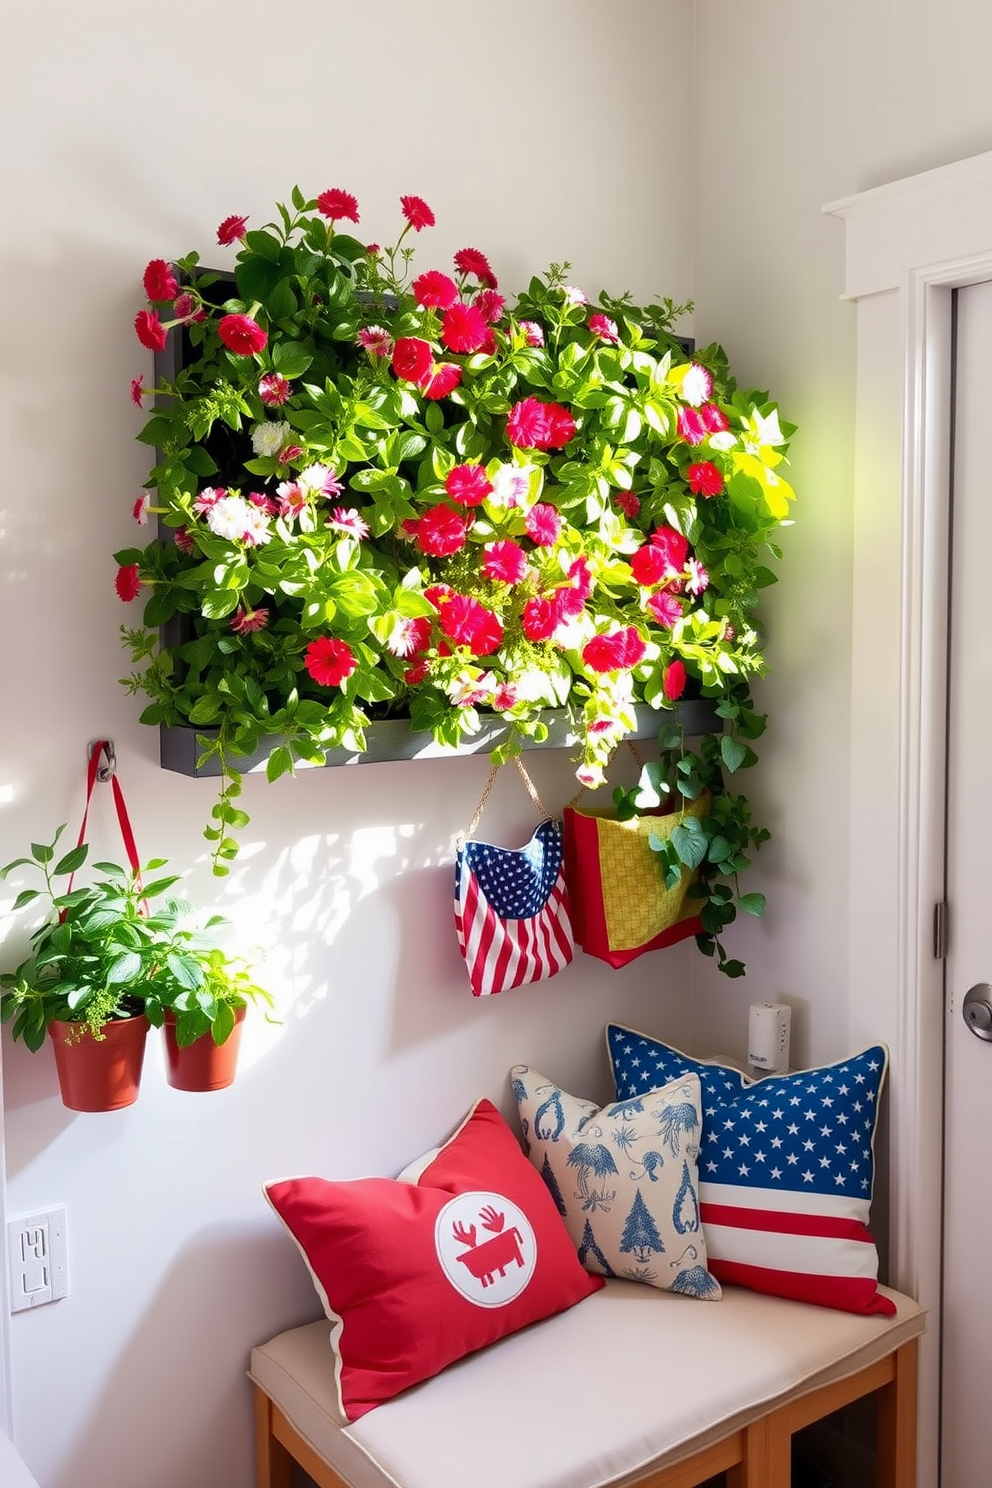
[48,1015,149,1112]
[163,1005,246,1092]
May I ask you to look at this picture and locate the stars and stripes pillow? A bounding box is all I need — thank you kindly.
[454,818,573,998]
[606,1025,896,1316]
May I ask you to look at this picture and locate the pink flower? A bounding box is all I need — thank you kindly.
[305,636,357,687]
[582,626,647,673]
[525,504,563,547]
[386,617,432,658]
[217,214,248,245]
[327,507,370,539]
[700,403,729,433]
[277,444,304,464]
[441,301,490,354]
[231,607,270,635]
[365,243,381,258]
[445,464,493,507]
[682,363,714,406]
[173,293,202,323]
[248,491,278,515]
[650,526,689,575]
[422,363,462,399]
[317,189,360,223]
[357,324,394,358]
[218,314,268,356]
[115,563,140,602]
[646,589,683,628]
[300,463,344,497]
[134,309,167,351]
[259,373,292,406]
[519,320,545,347]
[416,504,468,557]
[132,493,150,526]
[506,397,577,451]
[400,195,435,231]
[664,660,687,700]
[677,407,708,445]
[686,558,709,595]
[142,259,178,302]
[454,247,498,288]
[613,490,640,519]
[686,461,724,497]
[391,336,433,387]
[588,312,619,345]
[193,486,225,512]
[174,526,194,554]
[130,376,145,407]
[493,683,518,711]
[482,540,527,584]
[439,595,503,656]
[521,595,559,642]
[561,285,588,306]
[630,545,669,586]
[412,270,458,310]
[275,481,307,518]
[556,556,593,618]
[474,289,506,325]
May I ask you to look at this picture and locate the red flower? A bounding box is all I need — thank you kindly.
[519,320,544,348]
[521,595,559,642]
[317,189,360,223]
[218,314,268,356]
[134,309,167,351]
[686,461,724,497]
[400,194,435,231]
[677,407,708,446]
[630,545,668,586]
[506,397,550,450]
[664,660,687,700]
[647,589,683,628]
[613,490,640,519]
[441,302,490,354]
[416,504,468,557]
[493,683,518,711]
[423,362,462,400]
[257,373,291,406]
[445,464,493,507]
[391,336,433,387]
[142,259,178,302]
[454,247,498,288]
[525,504,563,547]
[700,403,729,433]
[588,312,619,344]
[650,526,689,575]
[231,607,270,635]
[582,626,647,673]
[412,270,458,310]
[174,526,194,554]
[439,595,503,656]
[173,292,204,323]
[544,403,577,448]
[482,540,527,584]
[115,563,141,601]
[304,636,357,687]
[424,583,453,610]
[474,289,506,325]
[130,376,145,407]
[216,214,248,246]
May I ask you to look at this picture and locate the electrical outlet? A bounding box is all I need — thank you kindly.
[7,1207,68,1313]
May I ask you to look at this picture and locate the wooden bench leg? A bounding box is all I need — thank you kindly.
[726,1407,791,1488]
[876,1338,919,1488]
[254,1387,295,1488]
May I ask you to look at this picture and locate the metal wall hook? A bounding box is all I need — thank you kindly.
[87,740,117,782]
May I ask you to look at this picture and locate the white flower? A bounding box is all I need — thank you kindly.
[242,507,273,546]
[489,463,534,509]
[681,363,714,407]
[251,420,292,457]
[299,463,344,497]
[206,495,254,541]
[561,284,588,306]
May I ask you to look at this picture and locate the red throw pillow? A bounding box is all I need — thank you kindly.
[264,1099,603,1421]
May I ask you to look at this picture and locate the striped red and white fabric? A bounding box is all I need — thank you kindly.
[606,1026,896,1316]
[454,817,573,998]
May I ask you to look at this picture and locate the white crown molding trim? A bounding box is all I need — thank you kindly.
[825,155,992,1487]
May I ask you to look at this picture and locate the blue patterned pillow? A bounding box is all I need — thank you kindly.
[605,1025,895,1315]
[510,1065,721,1298]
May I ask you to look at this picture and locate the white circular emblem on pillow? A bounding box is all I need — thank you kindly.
[435,1191,537,1307]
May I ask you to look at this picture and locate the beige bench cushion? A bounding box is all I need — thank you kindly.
[250,1278,925,1488]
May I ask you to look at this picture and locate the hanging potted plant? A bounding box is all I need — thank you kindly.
[0,828,271,1109]
[116,184,796,971]
[162,945,270,1092]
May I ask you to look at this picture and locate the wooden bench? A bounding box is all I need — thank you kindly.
[250,1279,924,1488]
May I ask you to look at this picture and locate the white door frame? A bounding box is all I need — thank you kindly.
[826,151,992,1486]
[0,1045,11,1434]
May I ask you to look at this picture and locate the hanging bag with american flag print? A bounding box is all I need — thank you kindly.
[454,758,574,998]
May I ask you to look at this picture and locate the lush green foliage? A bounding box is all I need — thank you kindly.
[0,829,271,1049]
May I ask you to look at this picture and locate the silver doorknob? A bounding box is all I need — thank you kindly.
[963,984,992,1040]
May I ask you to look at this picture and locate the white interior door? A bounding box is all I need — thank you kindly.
[941,276,992,1487]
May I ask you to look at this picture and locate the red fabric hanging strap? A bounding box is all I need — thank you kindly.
[62,742,145,919]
